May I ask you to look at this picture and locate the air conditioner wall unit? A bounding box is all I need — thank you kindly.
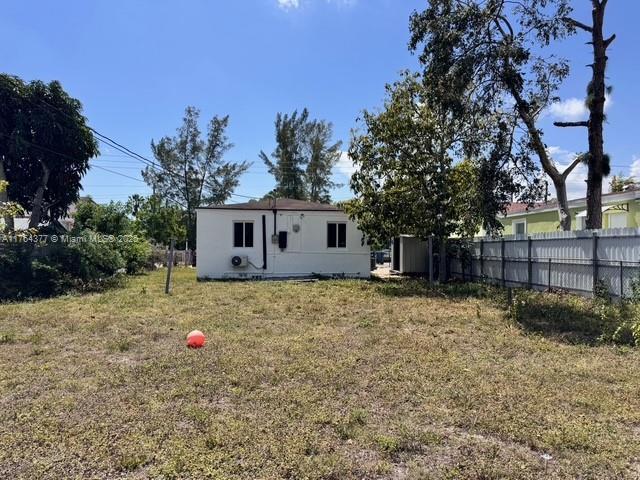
[231,255,248,268]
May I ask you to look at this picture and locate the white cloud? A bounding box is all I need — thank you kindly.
[631,156,640,181]
[545,146,587,200]
[548,98,588,121]
[277,0,300,9]
[546,95,612,122]
[335,151,357,179]
[276,0,355,10]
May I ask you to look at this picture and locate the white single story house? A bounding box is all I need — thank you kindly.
[196,198,371,280]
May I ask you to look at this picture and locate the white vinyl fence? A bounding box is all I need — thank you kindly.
[151,248,195,267]
[449,228,640,298]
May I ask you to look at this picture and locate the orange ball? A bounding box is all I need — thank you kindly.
[186,330,206,348]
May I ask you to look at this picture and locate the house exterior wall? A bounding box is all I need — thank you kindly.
[196,209,370,279]
[499,198,640,235]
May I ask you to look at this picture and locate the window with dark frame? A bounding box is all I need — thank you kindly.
[327,222,347,248]
[233,221,254,248]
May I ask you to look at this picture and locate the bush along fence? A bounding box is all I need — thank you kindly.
[448,228,640,299]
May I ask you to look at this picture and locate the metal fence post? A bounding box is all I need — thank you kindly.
[428,236,434,283]
[527,236,533,290]
[501,237,506,288]
[548,258,552,292]
[592,232,599,297]
[620,260,624,299]
[479,239,484,281]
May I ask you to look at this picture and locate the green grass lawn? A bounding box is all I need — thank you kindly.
[1,269,639,479]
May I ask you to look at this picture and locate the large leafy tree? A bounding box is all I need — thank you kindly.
[260,109,311,201]
[305,120,342,203]
[555,0,616,229]
[143,107,248,247]
[409,0,583,231]
[348,74,524,280]
[260,109,342,203]
[0,75,99,229]
[74,200,131,237]
[128,194,187,247]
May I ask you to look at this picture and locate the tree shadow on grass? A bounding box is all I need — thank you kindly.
[373,278,622,346]
[373,278,498,301]
[510,292,622,346]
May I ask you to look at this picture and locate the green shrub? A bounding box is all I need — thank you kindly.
[29,260,74,297]
[116,235,152,274]
[0,230,134,300]
[72,231,125,280]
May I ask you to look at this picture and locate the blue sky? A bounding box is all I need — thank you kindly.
[1,0,638,203]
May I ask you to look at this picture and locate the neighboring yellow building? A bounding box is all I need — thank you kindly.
[499,190,640,235]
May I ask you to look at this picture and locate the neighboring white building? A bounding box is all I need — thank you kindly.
[196,198,371,280]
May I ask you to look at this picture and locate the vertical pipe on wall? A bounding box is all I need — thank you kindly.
[262,215,267,270]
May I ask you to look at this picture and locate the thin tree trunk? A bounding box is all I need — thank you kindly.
[28,161,50,229]
[508,85,579,231]
[495,22,578,231]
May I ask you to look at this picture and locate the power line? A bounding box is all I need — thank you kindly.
[91,165,147,183]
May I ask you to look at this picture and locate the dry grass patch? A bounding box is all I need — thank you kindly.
[1,269,639,479]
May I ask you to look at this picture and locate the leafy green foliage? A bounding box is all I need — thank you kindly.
[347,73,520,246]
[261,109,310,201]
[0,180,25,232]
[128,194,186,247]
[74,200,131,237]
[72,231,126,278]
[143,107,248,247]
[306,120,343,203]
[0,74,99,228]
[609,174,638,193]
[71,200,151,274]
[409,0,576,229]
[260,109,342,202]
[0,235,126,300]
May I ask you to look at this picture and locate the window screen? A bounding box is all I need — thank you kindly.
[327,222,346,248]
[233,222,254,247]
[337,223,347,248]
[327,223,337,248]
[244,222,254,247]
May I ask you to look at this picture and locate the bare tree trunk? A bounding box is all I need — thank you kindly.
[559,1,615,229]
[28,161,50,229]
[585,1,611,229]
